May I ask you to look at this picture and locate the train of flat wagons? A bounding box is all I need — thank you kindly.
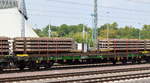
[0,37,150,70]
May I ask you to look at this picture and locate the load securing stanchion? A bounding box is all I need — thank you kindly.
[126,40,129,57]
[114,40,117,57]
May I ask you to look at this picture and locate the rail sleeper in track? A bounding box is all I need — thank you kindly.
[0,67,150,82]
[51,73,150,83]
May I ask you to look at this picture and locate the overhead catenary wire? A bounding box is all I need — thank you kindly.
[26,9,150,23]
[43,0,150,13]
[27,6,150,17]
[28,12,146,27]
[28,10,148,22]
[46,0,92,6]
[27,12,148,25]
[27,1,150,21]
[127,0,150,4]
[28,0,150,13]
[27,0,150,17]
[28,9,92,15]
[26,0,150,28]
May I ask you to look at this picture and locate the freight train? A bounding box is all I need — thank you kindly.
[0,37,150,70]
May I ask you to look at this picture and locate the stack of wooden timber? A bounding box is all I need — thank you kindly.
[0,37,9,55]
[13,37,75,54]
[97,39,150,51]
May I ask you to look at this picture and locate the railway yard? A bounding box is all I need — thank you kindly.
[1,0,150,83]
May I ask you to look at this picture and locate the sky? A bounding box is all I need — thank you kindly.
[26,0,150,29]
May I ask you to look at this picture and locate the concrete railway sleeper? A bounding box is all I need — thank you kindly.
[54,73,150,83]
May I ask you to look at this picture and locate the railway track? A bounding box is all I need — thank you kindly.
[56,72,150,83]
[1,65,150,83]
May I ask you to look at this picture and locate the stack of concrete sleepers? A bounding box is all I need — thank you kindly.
[13,37,75,54]
[97,39,150,51]
[0,37,9,55]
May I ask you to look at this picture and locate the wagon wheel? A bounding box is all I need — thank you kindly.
[44,61,54,69]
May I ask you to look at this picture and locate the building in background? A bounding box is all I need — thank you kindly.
[0,0,38,37]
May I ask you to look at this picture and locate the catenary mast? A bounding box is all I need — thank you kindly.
[93,0,98,47]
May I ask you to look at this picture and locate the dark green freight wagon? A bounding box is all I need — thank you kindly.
[0,37,150,70]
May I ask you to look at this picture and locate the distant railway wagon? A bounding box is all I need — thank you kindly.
[0,37,150,70]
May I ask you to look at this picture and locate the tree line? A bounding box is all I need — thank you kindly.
[34,22,150,44]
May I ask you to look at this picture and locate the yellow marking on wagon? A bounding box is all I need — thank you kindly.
[141,51,150,54]
[16,54,29,57]
[99,49,113,51]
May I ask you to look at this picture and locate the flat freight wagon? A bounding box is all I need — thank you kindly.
[0,37,150,70]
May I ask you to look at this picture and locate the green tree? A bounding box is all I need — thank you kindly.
[141,25,150,39]
[118,26,139,39]
[34,23,150,45]
[98,22,118,39]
